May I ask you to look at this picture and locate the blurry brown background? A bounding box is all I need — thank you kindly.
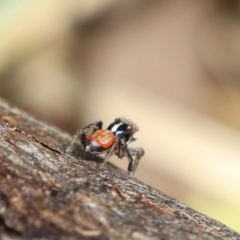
[0,0,240,232]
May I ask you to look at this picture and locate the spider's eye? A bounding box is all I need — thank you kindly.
[127,126,133,132]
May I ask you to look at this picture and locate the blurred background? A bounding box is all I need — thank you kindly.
[0,0,240,232]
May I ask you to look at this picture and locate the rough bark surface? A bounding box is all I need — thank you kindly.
[0,97,239,240]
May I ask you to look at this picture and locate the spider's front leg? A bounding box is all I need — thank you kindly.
[119,138,144,177]
[118,139,134,177]
[66,121,102,154]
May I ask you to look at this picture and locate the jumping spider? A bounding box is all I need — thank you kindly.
[66,117,144,177]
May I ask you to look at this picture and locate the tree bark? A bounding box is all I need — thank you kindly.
[0,97,239,240]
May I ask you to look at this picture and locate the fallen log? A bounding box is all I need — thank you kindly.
[0,98,239,240]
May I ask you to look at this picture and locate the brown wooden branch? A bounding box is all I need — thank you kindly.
[0,97,239,240]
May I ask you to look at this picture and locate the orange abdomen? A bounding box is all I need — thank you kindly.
[87,129,115,149]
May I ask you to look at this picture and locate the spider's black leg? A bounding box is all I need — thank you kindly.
[120,139,134,177]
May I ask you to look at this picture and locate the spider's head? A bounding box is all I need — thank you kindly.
[107,118,138,143]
